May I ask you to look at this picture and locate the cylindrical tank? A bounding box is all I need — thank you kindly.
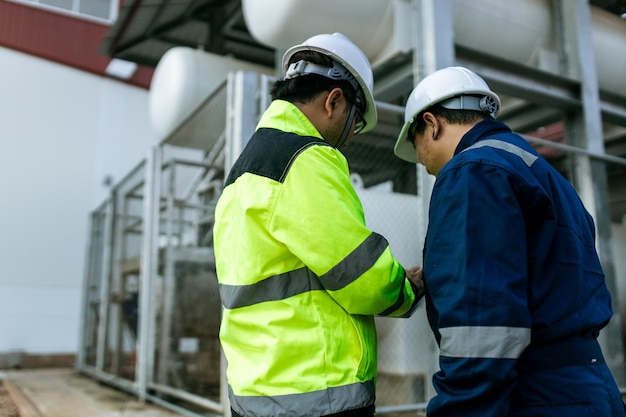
[589,7,626,96]
[242,0,395,64]
[149,47,272,140]
[453,0,626,97]
[452,0,554,66]
[241,0,626,96]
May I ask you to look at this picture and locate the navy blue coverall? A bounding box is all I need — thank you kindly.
[423,118,625,417]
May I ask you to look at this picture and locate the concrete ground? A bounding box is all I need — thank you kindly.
[1,368,188,417]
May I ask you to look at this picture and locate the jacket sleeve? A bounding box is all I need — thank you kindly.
[270,145,419,317]
[424,162,531,417]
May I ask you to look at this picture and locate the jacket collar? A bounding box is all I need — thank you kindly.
[256,100,324,140]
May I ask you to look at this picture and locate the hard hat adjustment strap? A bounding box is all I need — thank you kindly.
[439,95,498,117]
[284,60,361,96]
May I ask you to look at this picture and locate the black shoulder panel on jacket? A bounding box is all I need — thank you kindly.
[224,128,331,187]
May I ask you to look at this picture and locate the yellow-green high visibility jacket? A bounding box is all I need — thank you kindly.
[214,100,420,417]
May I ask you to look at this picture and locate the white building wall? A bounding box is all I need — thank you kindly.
[0,46,156,354]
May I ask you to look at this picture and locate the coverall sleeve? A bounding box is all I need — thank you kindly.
[424,162,532,417]
[270,145,419,317]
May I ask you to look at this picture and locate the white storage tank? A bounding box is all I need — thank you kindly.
[149,47,273,140]
[453,0,626,96]
[588,7,626,96]
[453,0,554,68]
[242,0,626,96]
[242,0,410,68]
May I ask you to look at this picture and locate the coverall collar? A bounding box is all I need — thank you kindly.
[454,119,513,155]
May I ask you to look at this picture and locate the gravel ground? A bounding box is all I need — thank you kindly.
[0,383,19,417]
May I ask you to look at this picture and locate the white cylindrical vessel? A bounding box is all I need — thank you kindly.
[242,0,626,96]
[149,47,272,140]
[242,0,396,65]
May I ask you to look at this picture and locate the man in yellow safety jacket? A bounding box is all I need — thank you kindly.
[213,32,423,417]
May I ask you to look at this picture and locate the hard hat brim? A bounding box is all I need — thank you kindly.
[393,120,419,164]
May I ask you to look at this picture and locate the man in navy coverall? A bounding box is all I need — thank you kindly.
[394,66,625,417]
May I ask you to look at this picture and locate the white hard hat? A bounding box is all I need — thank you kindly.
[282,32,377,134]
[394,66,501,163]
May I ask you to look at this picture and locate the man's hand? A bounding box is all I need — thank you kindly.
[405,266,424,297]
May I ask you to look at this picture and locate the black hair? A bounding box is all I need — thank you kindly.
[270,50,358,106]
[406,101,490,144]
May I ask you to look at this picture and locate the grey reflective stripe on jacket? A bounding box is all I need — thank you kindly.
[219,232,388,309]
[229,380,375,417]
[462,139,538,167]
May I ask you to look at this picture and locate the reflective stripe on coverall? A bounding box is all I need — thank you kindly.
[423,118,624,417]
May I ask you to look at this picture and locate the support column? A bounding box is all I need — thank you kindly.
[556,0,625,385]
[137,147,161,400]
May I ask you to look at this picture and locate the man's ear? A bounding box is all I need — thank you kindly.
[422,112,440,139]
[422,111,437,127]
[325,88,344,117]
